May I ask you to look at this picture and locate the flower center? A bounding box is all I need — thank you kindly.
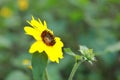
[41,30,56,46]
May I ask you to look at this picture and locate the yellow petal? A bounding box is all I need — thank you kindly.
[29,41,45,53]
[24,26,40,40]
[43,20,47,29]
[28,16,47,31]
[45,47,63,63]
[54,37,64,59]
[31,16,43,28]
[54,37,64,48]
[38,18,43,26]
[45,37,64,63]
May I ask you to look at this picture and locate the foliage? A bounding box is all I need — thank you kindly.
[0,0,120,80]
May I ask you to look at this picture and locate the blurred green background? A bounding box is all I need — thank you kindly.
[0,0,120,80]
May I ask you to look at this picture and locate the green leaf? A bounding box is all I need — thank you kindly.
[75,55,83,61]
[64,48,76,56]
[32,52,48,80]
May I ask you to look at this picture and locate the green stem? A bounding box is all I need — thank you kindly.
[68,61,82,80]
[45,69,48,80]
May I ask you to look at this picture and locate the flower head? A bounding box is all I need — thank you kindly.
[18,0,29,11]
[22,59,32,69]
[24,16,64,63]
[0,7,12,18]
[79,45,96,64]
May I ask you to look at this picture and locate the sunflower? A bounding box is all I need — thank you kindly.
[24,16,64,63]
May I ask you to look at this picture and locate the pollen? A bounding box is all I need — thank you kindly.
[41,30,56,46]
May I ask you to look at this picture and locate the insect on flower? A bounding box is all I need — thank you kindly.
[24,16,64,63]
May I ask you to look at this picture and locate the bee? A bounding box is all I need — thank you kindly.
[41,30,56,46]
